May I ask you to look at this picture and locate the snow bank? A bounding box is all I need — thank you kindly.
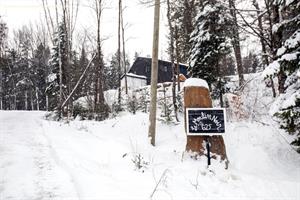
[1,111,300,200]
[183,78,209,89]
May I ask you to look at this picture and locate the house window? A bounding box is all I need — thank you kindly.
[164,66,168,72]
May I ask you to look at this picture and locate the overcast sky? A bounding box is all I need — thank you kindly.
[0,0,169,62]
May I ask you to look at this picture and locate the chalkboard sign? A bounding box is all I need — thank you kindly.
[186,108,226,136]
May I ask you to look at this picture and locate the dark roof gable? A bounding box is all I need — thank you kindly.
[128,57,188,84]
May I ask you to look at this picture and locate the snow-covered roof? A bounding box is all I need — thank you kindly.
[123,73,147,79]
[183,78,209,89]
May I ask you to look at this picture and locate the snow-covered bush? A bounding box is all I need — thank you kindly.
[126,93,138,114]
[137,87,150,113]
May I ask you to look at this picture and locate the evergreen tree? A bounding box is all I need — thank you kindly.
[188,0,232,88]
[104,53,119,90]
[31,43,50,110]
[46,23,68,111]
[0,16,8,109]
[77,47,90,97]
[168,0,202,63]
[263,1,300,152]
[138,88,150,113]
[243,52,261,74]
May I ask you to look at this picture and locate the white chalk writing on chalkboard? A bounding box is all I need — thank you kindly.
[190,112,222,131]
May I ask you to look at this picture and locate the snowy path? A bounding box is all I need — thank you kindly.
[0,111,79,200]
[0,111,300,200]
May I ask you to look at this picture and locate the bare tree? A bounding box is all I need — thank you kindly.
[148,0,160,146]
[252,0,276,97]
[167,0,179,122]
[92,0,109,120]
[228,0,244,87]
[121,4,128,95]
[41,0,79,118]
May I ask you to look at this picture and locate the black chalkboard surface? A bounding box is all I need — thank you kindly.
[186,108,226,136]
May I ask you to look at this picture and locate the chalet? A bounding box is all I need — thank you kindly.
[121,57,188,90]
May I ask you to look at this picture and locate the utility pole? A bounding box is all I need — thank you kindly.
[117,0,122,106]
[148,0,160,146]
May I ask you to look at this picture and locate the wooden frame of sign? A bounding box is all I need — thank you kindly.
[186,108,226,136]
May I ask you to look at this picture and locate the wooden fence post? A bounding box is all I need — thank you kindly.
[184,79,228,163]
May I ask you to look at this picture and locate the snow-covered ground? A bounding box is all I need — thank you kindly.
[1,110,299,200]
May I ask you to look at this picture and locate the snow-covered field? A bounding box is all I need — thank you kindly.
[1,110,299,200]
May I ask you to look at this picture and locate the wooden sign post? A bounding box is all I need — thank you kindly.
[184,78,228,167]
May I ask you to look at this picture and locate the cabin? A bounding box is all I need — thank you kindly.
[121,57,188,90]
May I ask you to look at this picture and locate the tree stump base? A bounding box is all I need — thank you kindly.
[184,85,228,164]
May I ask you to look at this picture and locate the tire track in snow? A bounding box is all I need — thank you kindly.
[36,119,82,200]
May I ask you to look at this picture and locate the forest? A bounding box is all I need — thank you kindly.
[0,0,300,144]
[0,0,299,147]
[0,0,299,199]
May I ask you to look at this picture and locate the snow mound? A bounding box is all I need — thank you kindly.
[184,78,209,89]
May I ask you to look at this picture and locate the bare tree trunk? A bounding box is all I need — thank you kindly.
[35,87,40,110]
[58,32,63,118]
[272,2,286,94]
[229,0,244,87]
[121,5,128,95]
[167,0,179,122]
[0,69,2,110]
[148,0,160,146]
[175,25,181,92]
[46,94,49,111]
[92,0,108,119]
[253,0,276,98]
[25,91,28,110]
[30,91,34,110]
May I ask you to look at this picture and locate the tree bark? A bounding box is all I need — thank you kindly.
[167,0,179,122]
[93,0,108,119]
[121,6,128,95]
[175,26,181,92]
[229,0,244,87]
[148,0,160,146]
[272,2,286,94]
[35,87,40,111]
[253,0,276,98]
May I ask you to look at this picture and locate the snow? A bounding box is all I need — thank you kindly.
[1,110,299,200]
[125,73,147,79]
[284,29,300,49]
[183,78,209,89]
[281,91,300,109]
[262,61,280,78]
[47,73,57,83]
[281,52,299,61]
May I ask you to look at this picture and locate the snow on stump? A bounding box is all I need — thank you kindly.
[184,78,228,161]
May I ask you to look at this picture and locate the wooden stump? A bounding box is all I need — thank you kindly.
[184,86,228,161]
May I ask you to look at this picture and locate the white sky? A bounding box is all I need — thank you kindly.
[0,0,169,62]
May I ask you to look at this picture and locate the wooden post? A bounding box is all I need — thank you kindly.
[184,85,228,162]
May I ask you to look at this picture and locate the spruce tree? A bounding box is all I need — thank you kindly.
[263,1,300,152]
[188,0,233,88]
[46,23,67,111]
